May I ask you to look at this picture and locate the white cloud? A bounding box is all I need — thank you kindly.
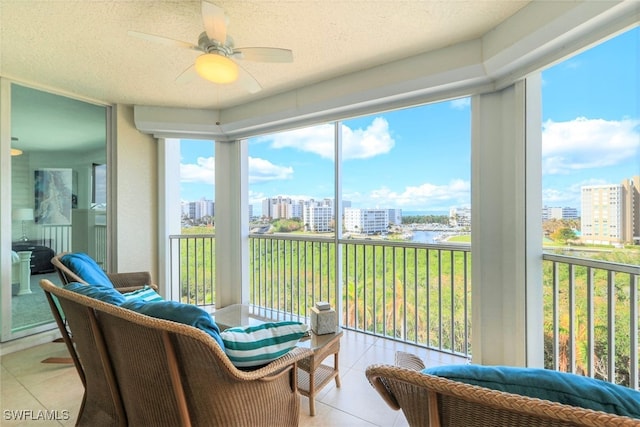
[180,156,294,186]
[450,97,470,110]
[542,178,611,207]
[180,156,215,184]
[248,156,294,184]
[264,117,395,160]
[342,117,395,160]
[542,117,639,175]
[365,179,470,209]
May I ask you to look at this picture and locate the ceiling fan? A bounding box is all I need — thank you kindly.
[128,1,293,93]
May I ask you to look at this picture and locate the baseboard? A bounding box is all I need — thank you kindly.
[0,329,62,356]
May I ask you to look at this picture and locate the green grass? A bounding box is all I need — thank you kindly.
[447,234,471,243]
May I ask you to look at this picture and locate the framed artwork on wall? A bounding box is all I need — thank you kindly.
[34,168,72,225]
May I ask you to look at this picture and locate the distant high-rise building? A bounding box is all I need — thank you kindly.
[581,183,623,245]
[449,207,471,227]
[581,176,640,245]
[621,176,640,244]
[185,198,214,221]
[304,204,333,232]
[581,176,640,244]
[387,208,403,226]
[542,206,578,221]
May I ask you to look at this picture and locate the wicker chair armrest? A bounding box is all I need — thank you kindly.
[106,271,153,290]
[366,364,402,410]
[366,364,640,427]
[395,350,425,371]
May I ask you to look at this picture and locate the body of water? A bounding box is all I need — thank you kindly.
[411,230,442,244]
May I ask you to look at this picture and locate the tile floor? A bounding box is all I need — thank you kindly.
[1,330,466,426]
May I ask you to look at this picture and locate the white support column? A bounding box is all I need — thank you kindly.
[215,139,249,307]
[471,76,543,367]
[17,251,33,295]
[157,138,182,299]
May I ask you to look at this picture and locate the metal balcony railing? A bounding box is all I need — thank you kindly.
[168,233,639,388]
[542,252,639,388]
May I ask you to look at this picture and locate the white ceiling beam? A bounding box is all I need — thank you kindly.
[134,0,638,141]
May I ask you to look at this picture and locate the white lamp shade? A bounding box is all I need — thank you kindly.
[13,208,34,221]
[195,53,239,84]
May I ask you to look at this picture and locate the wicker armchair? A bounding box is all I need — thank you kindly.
[41,278,311,427]
[366,351,640,427]
[51,252,155,293]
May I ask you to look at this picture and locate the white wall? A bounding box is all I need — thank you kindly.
[113,105,158,281]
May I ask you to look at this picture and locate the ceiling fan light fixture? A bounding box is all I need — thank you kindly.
[195,53,238,84]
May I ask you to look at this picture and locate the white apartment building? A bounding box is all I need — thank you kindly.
[303,204,333,232]
[344,208,389,234]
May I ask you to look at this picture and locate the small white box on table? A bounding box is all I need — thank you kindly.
[310,301,337,335]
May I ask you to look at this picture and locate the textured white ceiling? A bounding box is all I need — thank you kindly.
[1,0,529,110]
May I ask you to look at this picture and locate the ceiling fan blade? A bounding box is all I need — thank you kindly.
[202,1,228,43]
[175,64,198,84]
[233,47,293,63]
[127,30,200,51]
[236,63,262,94]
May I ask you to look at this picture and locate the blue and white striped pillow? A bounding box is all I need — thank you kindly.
[220,321,307,368]
[122,285,163,303]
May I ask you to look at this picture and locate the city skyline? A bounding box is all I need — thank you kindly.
[179,27,639,216]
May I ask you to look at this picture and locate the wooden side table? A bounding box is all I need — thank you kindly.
[296,329,343,416]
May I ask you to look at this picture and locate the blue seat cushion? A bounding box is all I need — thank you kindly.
[60,252,113,288]
[64,282,126,306]
[423,364,640,419]
[121,299,224,350]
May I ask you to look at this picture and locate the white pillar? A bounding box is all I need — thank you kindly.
[215,139,248,307]
[17,251,32,295]
[157,138,182,299]
[471,75,543,367]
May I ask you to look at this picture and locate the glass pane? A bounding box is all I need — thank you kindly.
[341,100,471,243]
[179,139,215,230]
[541,26,639,251]
[178,139,216,306]
[248,124,336,235]
[540,26,639,381]
[9,84,107,335]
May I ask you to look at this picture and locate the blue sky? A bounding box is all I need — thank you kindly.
[180,26,639,216]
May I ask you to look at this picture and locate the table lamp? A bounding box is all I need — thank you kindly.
[13,208,34,242]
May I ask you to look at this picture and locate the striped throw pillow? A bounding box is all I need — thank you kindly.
[220,321,308,368]
[122,285,163,303]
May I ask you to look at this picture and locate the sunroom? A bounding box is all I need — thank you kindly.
[1,0,638,397]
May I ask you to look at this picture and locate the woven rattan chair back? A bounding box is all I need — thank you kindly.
[51,252,154,293]
[42,279,126,427]
[41,279,309,427]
